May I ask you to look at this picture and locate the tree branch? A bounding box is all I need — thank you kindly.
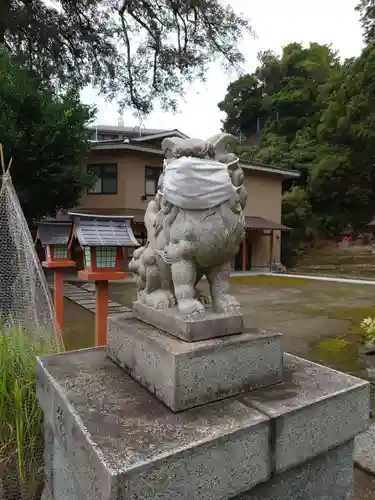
[119,0,136,106]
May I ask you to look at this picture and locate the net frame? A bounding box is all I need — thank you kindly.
[0,144,63,346]
[0,144,64,500]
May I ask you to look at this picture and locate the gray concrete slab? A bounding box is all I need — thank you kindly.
[233,440,354,500]
[107,315,283,411]
[37,347,370,500]
[355,423,375,474]
[133,301,243,341]
[241,354,370,473]
[37,348,270,500]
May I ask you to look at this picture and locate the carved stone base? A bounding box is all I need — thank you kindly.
[133,301,243,342]
[107,314,283,412]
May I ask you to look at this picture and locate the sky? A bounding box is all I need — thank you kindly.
[81,0,365,138]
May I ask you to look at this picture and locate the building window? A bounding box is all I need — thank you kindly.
[87,164,117,194]
[145,166,163,196]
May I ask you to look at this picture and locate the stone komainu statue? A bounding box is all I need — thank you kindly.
[129,133,248,318]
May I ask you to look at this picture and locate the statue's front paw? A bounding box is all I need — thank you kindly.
[178,299,205,320]
[213,294,240,315]
[195,289,211,306]
[145,290,174,309]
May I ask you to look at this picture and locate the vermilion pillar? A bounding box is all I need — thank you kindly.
[78,268,126,346]
[54,271,64,332]
[269,231,274,270]
[242,235,247,272]
[42,259,76,340]
[95,280,109,347]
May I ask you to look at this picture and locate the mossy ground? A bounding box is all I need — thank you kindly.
[231,275,375,410]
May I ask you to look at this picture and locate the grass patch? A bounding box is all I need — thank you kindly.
[0,327,59,499]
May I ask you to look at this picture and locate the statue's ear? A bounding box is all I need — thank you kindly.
[162,137,185,158]
[206,133,238,156]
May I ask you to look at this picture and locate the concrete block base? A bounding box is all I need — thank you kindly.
[133,301,244,341]
[37,348,369,500]
[107,314,283,411]
[234,440,355,500]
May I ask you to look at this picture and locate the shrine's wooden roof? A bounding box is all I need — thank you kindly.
[69,213,140,247]
[36,222,72,245]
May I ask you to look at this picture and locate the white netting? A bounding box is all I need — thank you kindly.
[0,155,63,500]
[0,172,62,343]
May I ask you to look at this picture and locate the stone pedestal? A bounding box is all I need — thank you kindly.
[107,314,283,411]
[37,344,369,500]
[132,301,244,341]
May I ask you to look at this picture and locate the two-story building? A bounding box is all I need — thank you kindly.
[60,125,299,272]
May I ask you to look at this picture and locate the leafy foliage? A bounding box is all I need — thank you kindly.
[0,50,95,223]
[310,42,375,234]
[219,37,375,238]
[0,326,59,499]
[1,0,251,114]
[281,186,315,266]
[356,0,375,43]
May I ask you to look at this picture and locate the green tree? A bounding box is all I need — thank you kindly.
[220,43,341,194]
[309,42,375,233]
[281,186,315,266]
[1,0,251,114]
[218,74,263,136]
[218,49,282,138]
[356,0,375,43]
[0,51,94,223]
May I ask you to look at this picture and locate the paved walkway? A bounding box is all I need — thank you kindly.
[60,282,131,315]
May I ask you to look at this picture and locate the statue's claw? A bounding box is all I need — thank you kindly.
[145,290,175,310]
[212,294,240,315]
[178,298,205,319]
[195,289,211,305]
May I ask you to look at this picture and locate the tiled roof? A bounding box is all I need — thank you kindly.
[36,222,72,245]
[90,143,164,155]
[70,213,140,247]
[245,216,291,231]
[87,125,188,140]
[240,159,300,179]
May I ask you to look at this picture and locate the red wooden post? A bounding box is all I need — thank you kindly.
[269,231,274,270]
[95,280,109,346]
[242,236,247,272]
[54,270,64,333]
